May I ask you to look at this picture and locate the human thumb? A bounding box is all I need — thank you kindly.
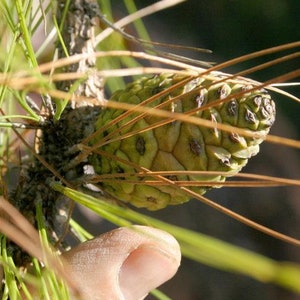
[63,225,181,300]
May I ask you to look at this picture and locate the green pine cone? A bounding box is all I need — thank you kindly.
[89,73,276,210]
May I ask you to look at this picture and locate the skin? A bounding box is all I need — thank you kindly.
[62,226,181,300]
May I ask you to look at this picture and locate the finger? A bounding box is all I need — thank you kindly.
[62,225,181,300]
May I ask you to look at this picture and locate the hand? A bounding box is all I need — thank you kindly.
[63,225,181,300]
